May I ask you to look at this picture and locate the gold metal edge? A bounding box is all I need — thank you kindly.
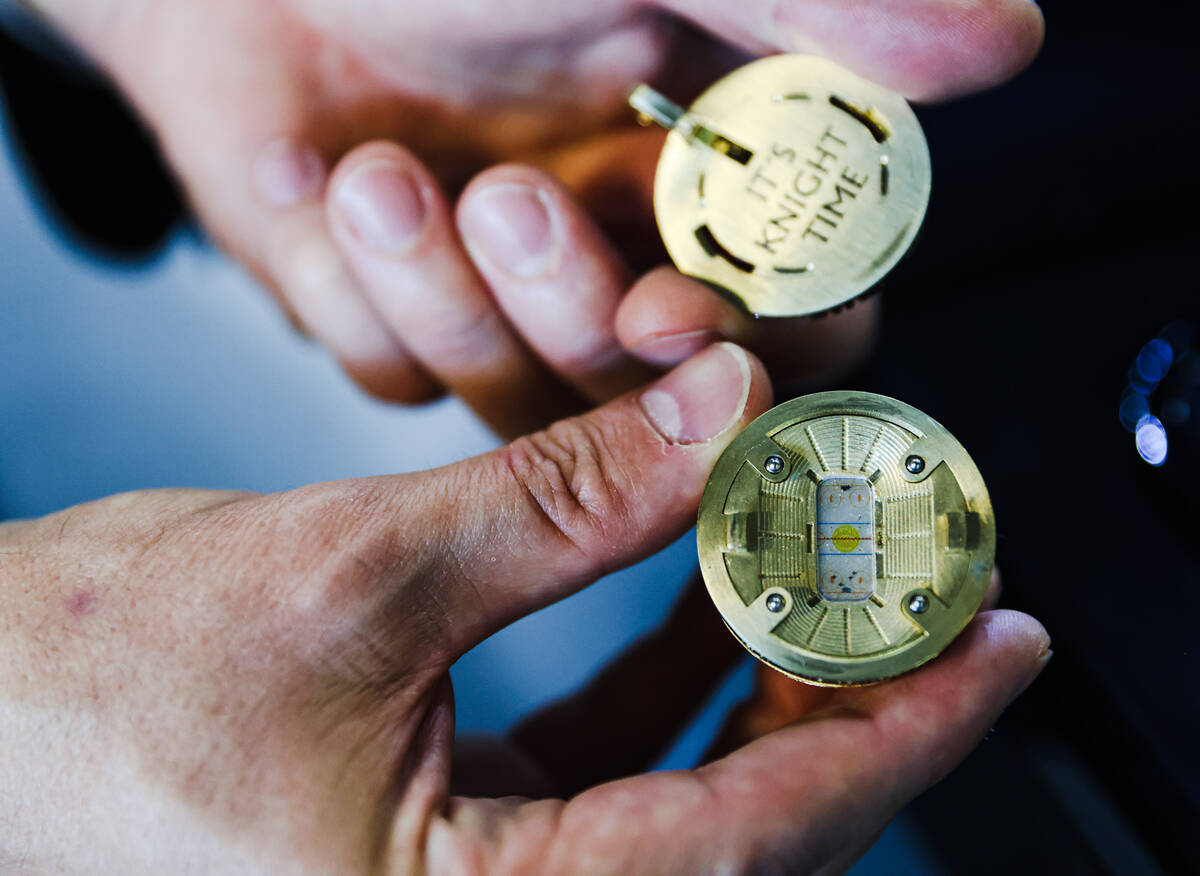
[697,391,994,686]
[651,55,932,318]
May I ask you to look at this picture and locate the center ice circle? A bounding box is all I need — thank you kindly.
[831,524,861,553]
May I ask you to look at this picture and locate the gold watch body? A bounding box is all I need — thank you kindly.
[697,392,994,686]
[632,55,931,317]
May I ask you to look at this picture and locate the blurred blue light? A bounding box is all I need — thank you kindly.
[1135,415,1168,466]
[1118,389,1150,432]
[1135,338,1174,386]
[1126,364,1156,395]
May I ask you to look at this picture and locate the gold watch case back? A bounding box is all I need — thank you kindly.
[647,55,931,318]
[697,392,994,686]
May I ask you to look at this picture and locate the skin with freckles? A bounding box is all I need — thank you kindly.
[29,0,1044,437]
[0,346,1049,874]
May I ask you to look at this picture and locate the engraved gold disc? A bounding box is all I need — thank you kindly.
[697,392,993,686]
[631,55,931,317]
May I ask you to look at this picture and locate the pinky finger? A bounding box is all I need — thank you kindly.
[616,267,881,387]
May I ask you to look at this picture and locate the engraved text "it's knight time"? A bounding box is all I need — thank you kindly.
[745,125,869,254]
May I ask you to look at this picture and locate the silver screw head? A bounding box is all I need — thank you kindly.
[907,593,929,614]
[764,455,785,474]
[905,455,925,475]
[765,593,786,613]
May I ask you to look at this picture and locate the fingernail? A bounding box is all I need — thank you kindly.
[334,160,427,255]
[254,139,326,208]
[640,342,751,445]
[460,184,557,279]
[633,329,722,367]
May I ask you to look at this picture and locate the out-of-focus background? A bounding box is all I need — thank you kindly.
[2,0,1196,873]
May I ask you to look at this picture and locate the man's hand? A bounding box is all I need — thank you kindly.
[27,0,1044,436]
[0,342,1049,874]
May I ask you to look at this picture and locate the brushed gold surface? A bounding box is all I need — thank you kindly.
[631,56,930,317]
[697,392,993,686]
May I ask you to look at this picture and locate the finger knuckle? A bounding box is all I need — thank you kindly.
[499,415,636,559]
[357,370,444,407]
[413,300,508,371]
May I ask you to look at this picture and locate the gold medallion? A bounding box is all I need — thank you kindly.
[630,55,930,317]
[697,392,993,686]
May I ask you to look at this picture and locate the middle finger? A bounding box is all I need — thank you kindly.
[457,164,658,405]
